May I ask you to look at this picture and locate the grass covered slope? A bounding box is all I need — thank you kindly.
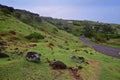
[0,4,120,80]
[42,17,120,48]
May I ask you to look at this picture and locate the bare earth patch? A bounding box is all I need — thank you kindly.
[88,59,100,80]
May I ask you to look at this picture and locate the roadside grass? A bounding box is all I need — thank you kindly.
[104,39,120,48]
[90,37,120,48]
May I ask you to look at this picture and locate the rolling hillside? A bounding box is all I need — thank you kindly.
[42,17,120,48]
[0,4,120,80]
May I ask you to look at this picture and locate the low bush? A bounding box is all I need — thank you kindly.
[26,32,44,41]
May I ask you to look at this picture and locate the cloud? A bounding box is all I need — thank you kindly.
[0,0,120,23]
[27,6,72,18]
[26,5,120,24]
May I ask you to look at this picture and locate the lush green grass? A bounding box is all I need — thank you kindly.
[0,9,120,80]
[1,42,120,80]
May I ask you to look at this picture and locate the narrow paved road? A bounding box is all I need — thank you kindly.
[80,36,120,59]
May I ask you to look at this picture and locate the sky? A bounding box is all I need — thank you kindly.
[0,0,120,24]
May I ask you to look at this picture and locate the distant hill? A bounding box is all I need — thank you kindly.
[42,16,120,36]
[42,16,120,47]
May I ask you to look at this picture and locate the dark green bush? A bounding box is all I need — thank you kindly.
[26,32,44,41]
[0,4,14,15]
[94,32,107,42]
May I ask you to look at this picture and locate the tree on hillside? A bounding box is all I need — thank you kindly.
[83,26,93,37]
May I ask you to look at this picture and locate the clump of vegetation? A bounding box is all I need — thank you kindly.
[13,9,42,28]
[82,24,119,43]
[25,32,44,41]
[0,4,14,15]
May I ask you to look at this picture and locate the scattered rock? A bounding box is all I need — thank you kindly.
[0,53,9,58]
[83,50,88,53]
[71,56,86,63]
[18,52,23,55]
[0,33,7,36]
[90,53,93,55]
[78,66,83,70]
[74,49,80,52]
[26,52,41,62]
[66,48,69,50]
[51,61,67,69]
[14,48,19,50]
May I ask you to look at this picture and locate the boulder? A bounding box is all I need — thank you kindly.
[26,52,41,62]
[0,53,9,58]
[51,61,67,69]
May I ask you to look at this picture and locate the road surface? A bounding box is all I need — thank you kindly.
[80,36,120,59]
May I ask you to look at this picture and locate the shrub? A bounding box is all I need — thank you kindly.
[0,4,14,15]
[52,28,58,34]
[94,32,107,42]
[26,32,44,41]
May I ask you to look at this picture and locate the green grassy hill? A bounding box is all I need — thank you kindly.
[0,4,120,80]
[42,17,120,48]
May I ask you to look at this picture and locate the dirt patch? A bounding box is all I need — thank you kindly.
[109,67,113,71]
[89,60,99,69]
[7,36,20,42]
[24,35,33,40]
[47,43,54,50]
[68,67,83,80]
[9,30,16,35]
[0,33,7,37]
[52,70,64,80]
[88,59,100,80]
[40,28,51,35]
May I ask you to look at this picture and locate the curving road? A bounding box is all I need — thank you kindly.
[80,36,120,59]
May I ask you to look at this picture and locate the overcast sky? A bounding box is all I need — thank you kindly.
[0,0,120,24]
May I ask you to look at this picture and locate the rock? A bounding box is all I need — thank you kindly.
[71,56,86,63]
[51,61,67,69]
[26,52,41,62]
[0,53,9,58]
[14,48,19,50]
